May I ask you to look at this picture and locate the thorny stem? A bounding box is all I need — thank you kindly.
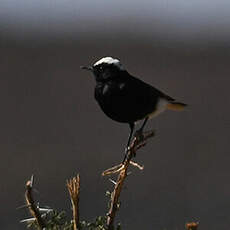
[106,130,154,229]
[25,177,46,230]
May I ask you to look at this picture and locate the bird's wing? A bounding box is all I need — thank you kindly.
[127,75,175,101]
[107,75,173,122]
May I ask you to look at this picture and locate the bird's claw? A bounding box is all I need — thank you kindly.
[125,146,131,153]
[123,145,136,163]
[134,129,144,142]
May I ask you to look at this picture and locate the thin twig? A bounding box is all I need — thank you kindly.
[106,130,154,229]
[130,160,144,170]
[102,164,124,176]
[25,176,46,230]
[67,174,80,230]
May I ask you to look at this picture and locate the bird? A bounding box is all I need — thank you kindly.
[81,57,186,161]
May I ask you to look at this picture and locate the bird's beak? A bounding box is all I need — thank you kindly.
[80,65,93,71]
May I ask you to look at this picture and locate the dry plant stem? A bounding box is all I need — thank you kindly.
[130,160,144,170]
[25,180,45,230]
[106,130,154,229]
[102,164,124,176]
[67,174,80,230]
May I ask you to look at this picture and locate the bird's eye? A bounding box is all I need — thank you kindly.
[99,66,103,71]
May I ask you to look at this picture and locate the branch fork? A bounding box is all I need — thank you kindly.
[104,129,154,229]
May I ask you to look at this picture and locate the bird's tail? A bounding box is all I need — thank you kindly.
[167,101,187,111]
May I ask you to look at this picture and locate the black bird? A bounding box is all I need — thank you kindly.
[81,57,186,159]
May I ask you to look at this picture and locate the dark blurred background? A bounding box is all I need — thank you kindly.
[0,0,230,229]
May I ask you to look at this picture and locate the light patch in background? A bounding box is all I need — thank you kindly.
[0,0,230,42]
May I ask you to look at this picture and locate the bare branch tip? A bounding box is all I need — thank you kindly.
[67,174,80,230]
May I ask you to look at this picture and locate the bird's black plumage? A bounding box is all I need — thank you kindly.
[94,67,174,123]
[81,57,186,161]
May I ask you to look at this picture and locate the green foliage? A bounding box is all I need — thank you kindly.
[80,216,107,230]
[26,210,72,230]
[26,209,121,230]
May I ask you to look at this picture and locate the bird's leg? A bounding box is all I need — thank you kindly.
[134,117,149,141]
[127,123,135,149]
[123,123,134,163]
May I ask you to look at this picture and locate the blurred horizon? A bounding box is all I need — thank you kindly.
[1,0,230,43]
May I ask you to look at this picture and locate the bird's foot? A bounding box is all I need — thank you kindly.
[126,146,136,158]
[135,129,155,142]
[134,129,144,142]
[125,146,131,154]
[123,146,136,164]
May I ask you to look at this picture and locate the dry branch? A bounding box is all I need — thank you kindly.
[105,130,154,229]
[67,174,80,230]
[25,176,46,230]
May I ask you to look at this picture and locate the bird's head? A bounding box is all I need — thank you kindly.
[81,57,126,82]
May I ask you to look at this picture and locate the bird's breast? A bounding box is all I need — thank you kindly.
[94,82,132,123]
[94,81,155,123]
